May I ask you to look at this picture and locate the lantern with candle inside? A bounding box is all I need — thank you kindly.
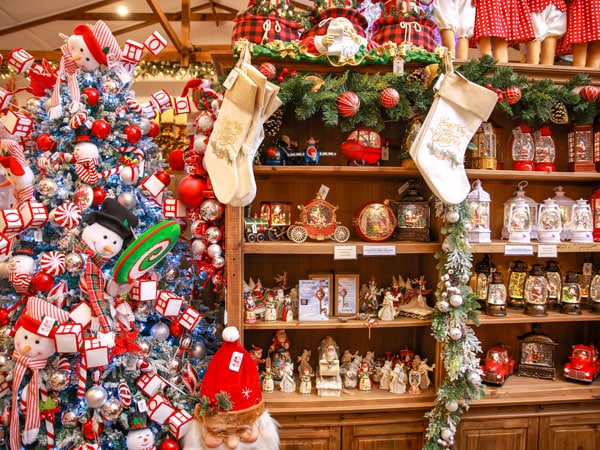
[510,125,535,171]
[567,124,595,172]
[552,186,576,241]
[533,126,556,172]
[466,180,491,243]
[537,198,562,243]
[524,263,549,317]
[486,271,507,317]
[473,254,495,308]
[507,197,532,243]
[517,324,557,380]
[502,181,538,240]
[393,180,430,242]
[544,260,562,311]
[561,271,582,315]
[470,123,499,170]
[507,260,528,310]
[571,198,594,243]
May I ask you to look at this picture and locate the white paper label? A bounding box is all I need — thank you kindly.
[363,245,396,256]
[334,245,357,260]
[393,58,404,74]
[537,245,557,258]
[504,245,534,256]
[229,351,243,372]
[318,184,330,200]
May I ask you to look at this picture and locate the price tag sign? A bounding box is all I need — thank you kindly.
[334,245,357,260]
[537,245,558,258]
[363,245,396,256]
[504,245,534,256]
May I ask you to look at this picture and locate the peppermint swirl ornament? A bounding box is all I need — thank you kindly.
[126,96,143,114]
[54,202,82,229]
[40,251,66,275]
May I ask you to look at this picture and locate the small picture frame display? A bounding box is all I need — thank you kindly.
[299,275,332,321]
[334,274,359,317]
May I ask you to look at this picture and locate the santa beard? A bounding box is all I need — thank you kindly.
[181,411,279,450]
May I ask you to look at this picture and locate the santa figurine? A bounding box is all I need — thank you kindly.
[125,411,155,450]
[9,296,70,449]
[182,326,279,450]
[75,198,138,347]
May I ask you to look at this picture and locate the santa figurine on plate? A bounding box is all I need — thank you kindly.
[182,326,279,450]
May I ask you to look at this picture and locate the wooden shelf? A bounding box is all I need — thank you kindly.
[244,316,433,330]
[476,309,600,325]
[470,240,600,254]
[244,240,440,255]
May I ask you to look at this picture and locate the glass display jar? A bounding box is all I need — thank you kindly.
[524,264,549,317]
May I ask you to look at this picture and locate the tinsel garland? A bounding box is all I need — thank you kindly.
[424,201,483,449]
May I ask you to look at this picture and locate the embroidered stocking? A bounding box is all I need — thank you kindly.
[409,71,497,204]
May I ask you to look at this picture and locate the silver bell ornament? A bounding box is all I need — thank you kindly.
[151,322,171,341]
[48,369,71,391]
[100,398,123,421]
[85,385,108,409]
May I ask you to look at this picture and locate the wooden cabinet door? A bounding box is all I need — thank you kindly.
[341,417,426,450]
[539,412,600,450]
[455,416,538,450]
[279,425,340,450]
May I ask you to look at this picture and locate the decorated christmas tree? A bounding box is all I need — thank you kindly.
[0,22,226,450]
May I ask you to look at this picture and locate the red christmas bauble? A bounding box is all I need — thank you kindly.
[147,121,160,138]
[336,91,360,117]
[36,133,56,151]
[259,62,277,80]
[92,186,107,205]
[177,175,208,208]
[82,420,103,440]
[169,321,184,338]
[91,119,111,139]
[580,85,598,103]
[379,87,399,108]
[155,171,171,187]
[169,149,185,171]
[158,438,180,450]
[31,272,54,292]
[505,86,522,105]
[124,125,142,143]
[0,309,9,326]
[82,87,100,106]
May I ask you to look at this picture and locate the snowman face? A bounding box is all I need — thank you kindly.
[74,142,99,162]
[126,427,155,450]
[13,327,56,360]
[82,223,124,258]
[9,254,35,275]
[67,34,101,71]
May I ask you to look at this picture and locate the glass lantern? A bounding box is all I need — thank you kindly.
[571,198,594,243]
[517,324,557,380]
[487,271,507,317]
[524,264,549,317]
[474,254,496,306]
[578,260,594,306]
[537,198,562,243]
[544,260,562,310]
[502,181,538,240]
[589,270,600,314]
[552,186,575,241]
[567,124,595,172]
[510,125,535,171]
[470,123,498,170]
[561,271,582,315]
[394,181,431,242]
[508,260,528,310]
[590,185,600,242]
[507,197,532,243]
[533,126,556,172]
[466,180,491,243]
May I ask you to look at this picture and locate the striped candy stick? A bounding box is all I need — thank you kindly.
[39,382,54,450]
[77,356,87,399]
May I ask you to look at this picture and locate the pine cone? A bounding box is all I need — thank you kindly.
[406,68,428,87]
[264,108,284,136]
[550,100,569,125]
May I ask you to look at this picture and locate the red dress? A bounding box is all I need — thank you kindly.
[474,0,535,43]
[564,0,600,44]
[528,0,566,13]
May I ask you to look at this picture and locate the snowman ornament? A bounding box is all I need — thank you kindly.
[8,241,36,295]
[126,412,156,450]
[10,297,70,448]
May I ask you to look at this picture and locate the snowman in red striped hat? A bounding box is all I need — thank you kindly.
[9,296,70,448]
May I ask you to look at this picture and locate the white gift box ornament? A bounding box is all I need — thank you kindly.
[0,234,10,256]
[6,48,34,73]
[141,174,168,198]
[19,202,48,229]
[140,101,157,119]
[69,302,92,329]
[136,373,168,396]
[173,97,192,115]
[151,90,173,113]
[54,323,83,353]
[0,210,24,235]
[84,338,109,367]
[163,198,187,218]
[131,278,158,302]
[168,409,193,439]
[177,306,203,331]
[147,393,176,424]
[3,111,33,137]
[122,39,144,63]
[0,88,13,111]
[144,31,167,56]
[155,290,184,317]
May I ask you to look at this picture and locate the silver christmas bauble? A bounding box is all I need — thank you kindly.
[167,358,182,374]
[437,301,450,312]
[139,340,152,356]
[212,255,225,269]
[205,226,222,243]
[446,210,460,223]
[468,371,481,386]
[449,327,463,340]
[62,410,79,428]
[85,385,108,409]
[191,342,207,359]
[191,239,206,256]
[65,252,83,273]
[136,303,150,315]
[169,374,182,385]
[199,199,224,222]
[48,369,71,391]
[449,294,463,307]
[445,399,459,412]
[206,243,222,258]
[0,353,11,368]
[102,79,119,94]
[138,118,151,135]
[441,428,454,443]
[0,326,10,341]
[151,322,170,341]
[38,178,58,196]
[118,191,137,210]
[100,398,123,421]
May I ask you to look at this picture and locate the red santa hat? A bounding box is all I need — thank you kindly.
[195,326,264,429]
[11,296,70,338]
[72,20,122,67]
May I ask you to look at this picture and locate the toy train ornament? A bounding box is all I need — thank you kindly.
[244,201,293,242]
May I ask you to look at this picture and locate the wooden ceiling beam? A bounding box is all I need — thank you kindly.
[145,0,184,53]
[181,0,191,66]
